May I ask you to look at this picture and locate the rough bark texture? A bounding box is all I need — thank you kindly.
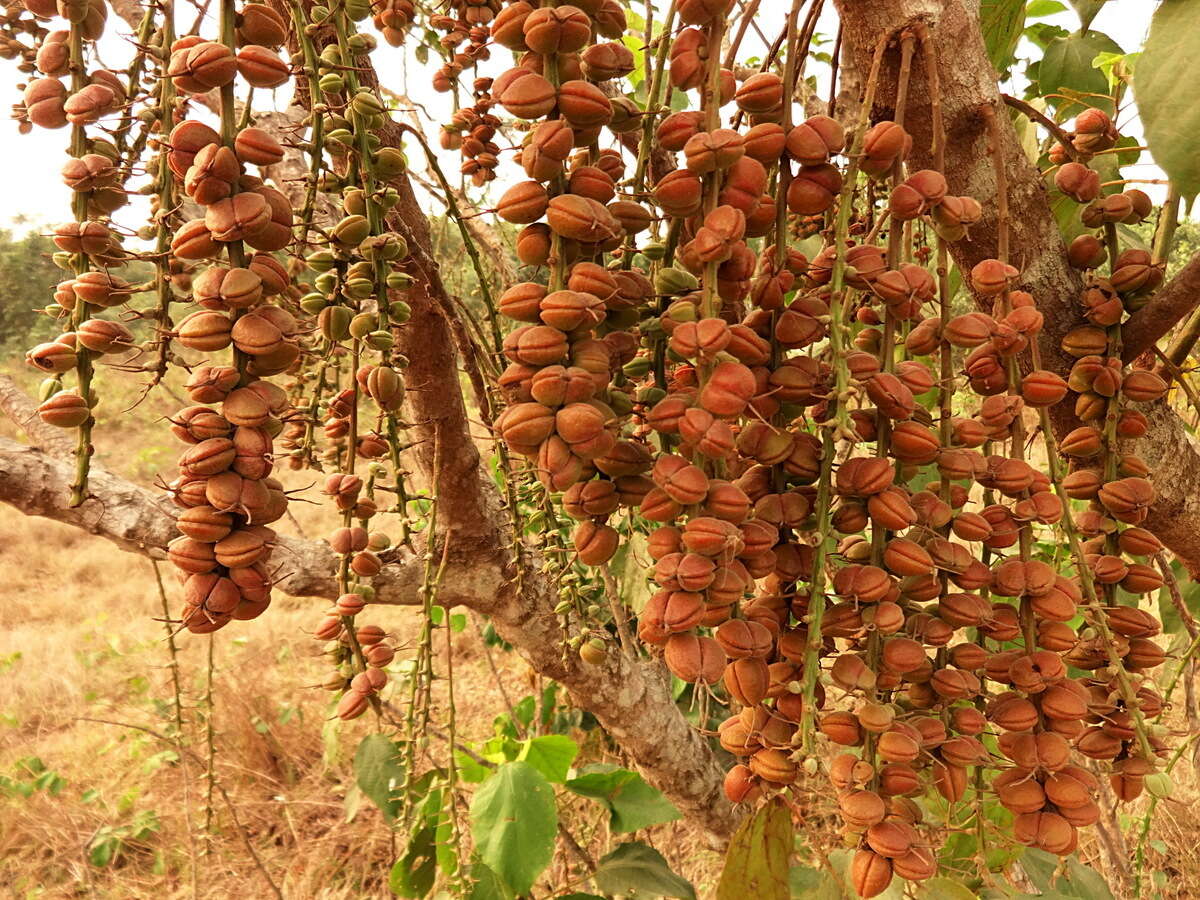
[835,0,1200,575]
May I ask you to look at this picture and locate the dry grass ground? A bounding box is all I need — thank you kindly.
[0,364,1198,899]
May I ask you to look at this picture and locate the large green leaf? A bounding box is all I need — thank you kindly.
[716,797,792,900]
[1135,0,1200,198]
[469,761,557,896]
[517,734,578,784]
[593,841,696,900]
[355,735,405,823]
[468,862,514,900]
[389,825,437,898]
[1039,30,1123,112]
[980,0,1026,71]
[565,764,680,833]
[915,878,981,900]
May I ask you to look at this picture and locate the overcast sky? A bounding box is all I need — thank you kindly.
[0,1,1158,235]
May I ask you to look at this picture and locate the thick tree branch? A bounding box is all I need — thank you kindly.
[1122,253,1200,363]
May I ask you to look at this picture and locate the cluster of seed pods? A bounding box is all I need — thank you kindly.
[284,0,416,720]
[154,2,303,634]
[20,0,128,508]
[479,9,1180,893]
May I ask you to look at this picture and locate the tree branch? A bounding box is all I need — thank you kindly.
[1121,252,1200,363]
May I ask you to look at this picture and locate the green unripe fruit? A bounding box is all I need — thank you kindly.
[342,276,375,300]
[342,188,366,216]
[38,378,60,402]
[345,0,371,20]
[331,215,371,248]
[318,73,345,94]
[306,249,337,272]
[607,390,633,417]
[52,251,74,270]
[349,312,375,339]
[388,300,411,323]
[365,330,394,351]
[300,295,328,315]
[378,187,401,209]
[310,4,330,22]
[665,299,699,323]
[385,271,412,289]
[324,128,354,148]
[319,305,353,341]
[637,386,666,404]
[638,240,667,260]
[1145,772,1173,799]
[350,91,384,119]
[656,267,698,294]
[352,583,376,601]
[373,147,406,178]
[554,600,573,615]
[623,357,652,378]
[360,232,407,261]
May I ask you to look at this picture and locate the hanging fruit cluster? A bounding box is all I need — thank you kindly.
[284,0,415,719]
[480,11,1177,896]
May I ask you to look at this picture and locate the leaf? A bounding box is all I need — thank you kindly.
[565,764,681,833]
[1039,30,1123,113]
[716,797,792,900]
[915,878,980,900]
[517,734,578,784]
[980,0,1026,71]
[468,862,514,900]
[1135,0,1200,198]
[593,841,697,900]
[355,734,405,823]
[1060,857,1116,899]
[1019,848,1060,892]
[1026,0,1067,16]
[1068,0,1107,30]
[390,825,438,898]
[469,761,557,895]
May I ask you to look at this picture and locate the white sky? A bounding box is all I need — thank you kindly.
[0,1,1159,235]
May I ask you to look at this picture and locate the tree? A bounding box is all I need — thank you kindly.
[1,0,1198,895]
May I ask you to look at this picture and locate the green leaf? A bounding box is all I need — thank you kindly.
[1060,857,1115,899]
[517,734,578,784]
[1135,0,1200,198]
[1039,30,1123,112]
[468,862,514,900]
[1068,0,1107,30]
[355,734,405,823]
[565,764,681,832]
[390,825,438,898]
[469,761,557,895]
[1019,848,1059,892]
[916,878,980,900]
[594,841,697,900]
[716,797,792,900]
[980,0,1026,71]
[1026,0,1067,16]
